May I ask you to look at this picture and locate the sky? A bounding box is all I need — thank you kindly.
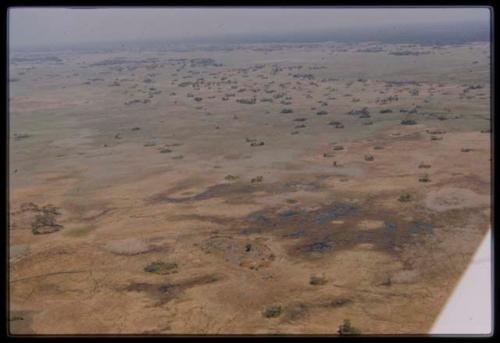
[8,7,491,48]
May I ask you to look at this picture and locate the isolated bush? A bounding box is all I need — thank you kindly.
[262,305,283,318]
[310,275,327,285]
[399,192,412,202]
[337,319,361,335]
[401,119,417,125]
[144,261,178,275]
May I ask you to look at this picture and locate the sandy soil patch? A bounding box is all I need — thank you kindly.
[391,269,420,284]
[10,244,30,262]
[358,219,384,231]
[102,238,160,256]
[424,187,489,212]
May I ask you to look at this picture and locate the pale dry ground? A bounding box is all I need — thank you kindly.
[9,41,490,335]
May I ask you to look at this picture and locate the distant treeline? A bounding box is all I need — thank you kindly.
[11,20,490,53]
[220,20,490,46]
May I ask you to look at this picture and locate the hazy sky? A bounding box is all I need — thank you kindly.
[9,7,490,47]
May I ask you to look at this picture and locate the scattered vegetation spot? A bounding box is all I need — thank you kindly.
[144,261,178,275]
[263,305,283,318]
[338,319,361,335]
[309,275,328,286]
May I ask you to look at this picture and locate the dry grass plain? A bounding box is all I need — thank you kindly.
[9,41,491,334]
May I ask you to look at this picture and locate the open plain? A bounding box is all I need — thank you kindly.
[9,40,491,334]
